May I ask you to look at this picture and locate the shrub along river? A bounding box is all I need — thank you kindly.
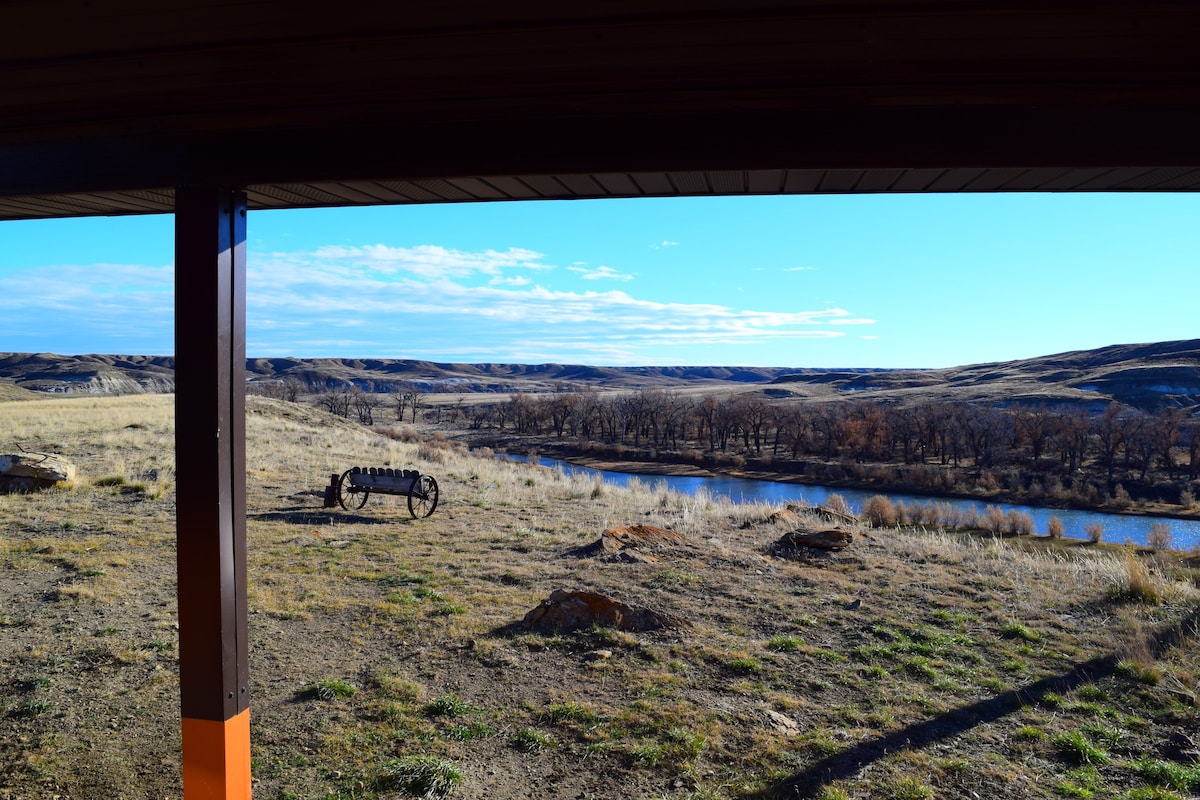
[504,454,1200,551]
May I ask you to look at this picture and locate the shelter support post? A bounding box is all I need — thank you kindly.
[174,187,251,799]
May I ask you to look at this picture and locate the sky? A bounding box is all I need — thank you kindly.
[1,193,1197,369]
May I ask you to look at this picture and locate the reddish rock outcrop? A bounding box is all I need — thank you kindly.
[523,589,681,632]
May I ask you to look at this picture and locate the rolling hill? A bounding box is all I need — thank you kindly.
[0,338,1197,412]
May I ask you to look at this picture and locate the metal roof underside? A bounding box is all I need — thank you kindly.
[5,167,1200,220]
[4,1,1200,220]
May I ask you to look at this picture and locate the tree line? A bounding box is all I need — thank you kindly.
[459,389,1200,504]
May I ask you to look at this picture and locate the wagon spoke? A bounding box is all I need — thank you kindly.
[337,468,370,510]
[408,475,439,518]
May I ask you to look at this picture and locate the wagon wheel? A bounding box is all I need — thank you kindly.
[337,469,370,510]
[407,475,439,518]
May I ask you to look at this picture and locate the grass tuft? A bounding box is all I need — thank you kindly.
[373,755,463,799]
[296,678,356,701]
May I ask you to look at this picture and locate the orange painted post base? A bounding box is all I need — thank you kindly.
[182,710,252,799]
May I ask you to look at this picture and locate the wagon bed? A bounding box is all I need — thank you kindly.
[328,467,439,517]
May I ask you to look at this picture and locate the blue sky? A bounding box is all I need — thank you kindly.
[1,193,1196,368]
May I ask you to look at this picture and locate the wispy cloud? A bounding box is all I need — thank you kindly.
[567,265,634,281]
[783,266,814,272]
[307,244,551,280]
[244,244,875,362]
[650,240,679,249]
[489,275,531,287]
[0,263,174,352]
[0,243,875,364]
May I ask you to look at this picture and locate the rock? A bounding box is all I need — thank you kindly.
[0,452,76,492]
[773,527,853,552]
[601,525,688,552]
[523,589,683,633]
[568,524,690,562]
[763,708,800,736]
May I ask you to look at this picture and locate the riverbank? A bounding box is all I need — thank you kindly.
[448,428,1200,523]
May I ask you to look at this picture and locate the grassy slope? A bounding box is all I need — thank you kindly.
[0,380,37,402]
[2,396,1199,799]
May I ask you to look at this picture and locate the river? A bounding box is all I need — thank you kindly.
[502,454,1200,551]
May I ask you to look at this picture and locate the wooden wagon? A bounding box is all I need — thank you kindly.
[326,467,440,517]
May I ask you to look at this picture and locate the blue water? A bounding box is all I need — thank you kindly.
[502,454,1200,551]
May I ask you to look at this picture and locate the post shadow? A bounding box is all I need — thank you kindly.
[753,606,1200,799]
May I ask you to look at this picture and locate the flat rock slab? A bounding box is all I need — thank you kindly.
[773,527,853,553]
[523,589,683,633]
[602,525,689,557]
[568,524,692,563]
[0,452,76,492]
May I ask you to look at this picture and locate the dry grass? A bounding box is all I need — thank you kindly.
[2,395,1200,800]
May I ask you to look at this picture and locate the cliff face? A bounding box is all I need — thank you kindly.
[0,353,175,395]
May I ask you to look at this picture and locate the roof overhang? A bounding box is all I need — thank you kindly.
[4,1,1200,219]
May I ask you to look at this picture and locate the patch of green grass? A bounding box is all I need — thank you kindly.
[296,678,357,701]
[1117,660,1162,686]
[1001,620,1041,642]
[445,720,498,741]
[815,789,852,800]
[728,656,763,674]
[511,727,557,752]
[1053,729,1111,765]
[1040,691,1065,708]
[372,755,462,799]
[883,775,934,799]
[544,700,601,725]
[903,656,937,681]
[93,475,127,487]
[1055,781,1094,798]
[422,693,473,718]
[1118,789,1189,800]
[1132,758,1200,793]
[766,634,805,651]
[17,698,52,717]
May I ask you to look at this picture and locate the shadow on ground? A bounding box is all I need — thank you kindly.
[247,507,402,526]
[752,606,1200,799]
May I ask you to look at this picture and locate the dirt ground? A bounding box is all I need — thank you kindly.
[3,396,1200,800]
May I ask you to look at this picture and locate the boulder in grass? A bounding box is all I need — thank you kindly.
[567,524,691,563]
[0,452,76,492]
[600,525,690,562]
[523,589,683,633]
[773,527,853,553]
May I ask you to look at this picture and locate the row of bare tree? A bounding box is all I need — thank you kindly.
[249,380,428,427]
[463,389,1200,481]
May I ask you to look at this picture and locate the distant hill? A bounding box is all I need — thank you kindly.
[769,339,1200,410]
[1,339,1198,412]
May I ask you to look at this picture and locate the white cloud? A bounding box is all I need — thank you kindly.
[650,240,679,249]
[246,245,873,362]
[783,266,814,272]
[0,242,877,364]
[489,275,532,287]
[567,265,634,281]
[0,263,174,352]
[306,244,551,279]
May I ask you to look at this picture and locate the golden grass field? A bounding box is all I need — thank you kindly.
[3,394,1200,800]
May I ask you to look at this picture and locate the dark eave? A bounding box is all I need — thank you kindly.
[3,1,1200,220]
